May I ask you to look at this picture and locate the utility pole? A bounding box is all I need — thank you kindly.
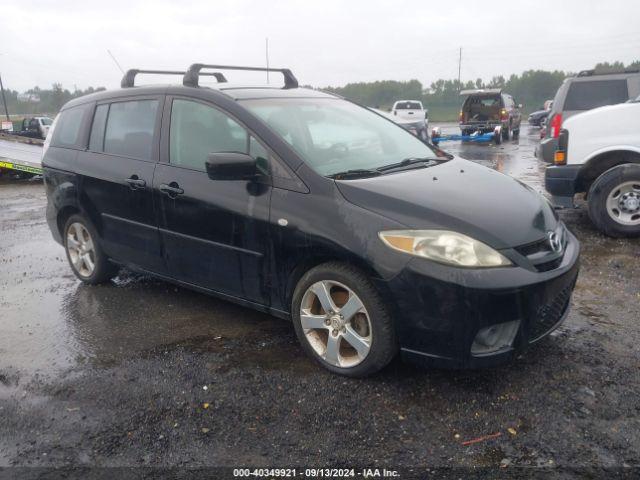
[0,73,9,122]
[457,47,462,92]
[265,38,270,84]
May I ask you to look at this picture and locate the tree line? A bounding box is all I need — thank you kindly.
[1,83,106,118]
[2,61,638,122]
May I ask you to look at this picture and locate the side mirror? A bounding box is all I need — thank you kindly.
[206,152,257,181]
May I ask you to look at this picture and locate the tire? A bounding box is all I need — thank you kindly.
[587,163,640,238]
[291,262,398,377]
[502,124,510,140]
[63,214,117,284]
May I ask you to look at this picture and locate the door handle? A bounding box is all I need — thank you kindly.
[159,182,184,197]
[125,176,146,190]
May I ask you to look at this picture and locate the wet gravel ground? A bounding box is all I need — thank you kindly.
[1,124,639,476]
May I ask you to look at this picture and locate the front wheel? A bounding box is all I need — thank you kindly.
[587,164,640,237]
[291,262,397,377]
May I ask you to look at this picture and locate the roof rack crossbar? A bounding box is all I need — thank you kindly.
[577,68,640,77]
[183,64,298,89]
[121,69,227,88]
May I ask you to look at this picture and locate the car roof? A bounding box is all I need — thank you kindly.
[61,83,338,111]
[460,88,502,96]
[565,70,640,83]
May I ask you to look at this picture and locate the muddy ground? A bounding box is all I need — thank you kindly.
[0,124,639,477]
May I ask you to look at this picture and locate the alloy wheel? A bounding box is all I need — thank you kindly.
[299,280,372,368]
[66,222,96,278]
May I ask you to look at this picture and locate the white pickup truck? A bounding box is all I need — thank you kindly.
[545,95,640,237]
[390,100,429,140]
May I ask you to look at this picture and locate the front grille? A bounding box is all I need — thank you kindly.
[535,257,563,272]
[529,283,573,341]
[514,226,567,272]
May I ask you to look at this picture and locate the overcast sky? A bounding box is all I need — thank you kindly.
[1,0,639,92]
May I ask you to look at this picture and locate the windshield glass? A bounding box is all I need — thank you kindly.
[41,118,53,125]
[242,98,439,176]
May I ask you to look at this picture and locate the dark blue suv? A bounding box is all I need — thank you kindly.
[42,64,580,376]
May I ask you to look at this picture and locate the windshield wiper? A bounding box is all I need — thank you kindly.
[376,157,438,173]
[328,169,382,180]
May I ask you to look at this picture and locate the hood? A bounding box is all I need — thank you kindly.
[335,158,557,249]
[563,101,639,129]
[529,109,548,118]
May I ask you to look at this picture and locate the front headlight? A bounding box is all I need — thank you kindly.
[378,230,512,268]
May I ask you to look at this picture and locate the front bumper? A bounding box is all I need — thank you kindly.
[545,164,581,207]
[382,229,580,369]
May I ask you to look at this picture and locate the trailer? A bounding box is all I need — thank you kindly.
[430,125,503,145]
[0,134,43,177]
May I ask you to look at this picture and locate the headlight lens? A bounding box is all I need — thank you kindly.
[378,230,512,267]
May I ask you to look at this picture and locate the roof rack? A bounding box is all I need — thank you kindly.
[459,88,502,96]
[577,68,640,77]
[121,69,227,88]
[183,64,298,89]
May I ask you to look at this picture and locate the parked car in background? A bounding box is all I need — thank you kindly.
[459,89,522,140]
[537,70,640,163]
[42,64,579,377]
[545,94,640,237]
[528,101,552,127]
[390,100,429,140]
[14,116,53,139]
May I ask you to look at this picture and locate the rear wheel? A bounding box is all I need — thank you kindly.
[291,262,397,377]
[502,124,510,140]
[64,214,117,284]
[587,164,640,237]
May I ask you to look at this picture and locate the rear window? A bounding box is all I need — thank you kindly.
[104,100,159,160]
[564,80,628,111]
[464,95,501,109]
[395,102,422,110]
[50,106,88,148]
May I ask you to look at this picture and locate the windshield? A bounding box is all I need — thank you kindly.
[242,98,439,176]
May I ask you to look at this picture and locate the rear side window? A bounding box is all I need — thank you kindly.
[104,100,159,160]
[169,99,249,172]
[564,80,628,110]
[89,104,109,151]
[50,105,88,147]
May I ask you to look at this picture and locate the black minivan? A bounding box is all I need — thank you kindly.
[43,64,580,377]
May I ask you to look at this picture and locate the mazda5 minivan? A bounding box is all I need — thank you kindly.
[43,64,580,377]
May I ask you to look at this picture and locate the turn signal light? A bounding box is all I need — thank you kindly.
[554,151,566,165]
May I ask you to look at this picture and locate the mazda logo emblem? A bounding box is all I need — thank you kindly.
[548,231,562,253]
